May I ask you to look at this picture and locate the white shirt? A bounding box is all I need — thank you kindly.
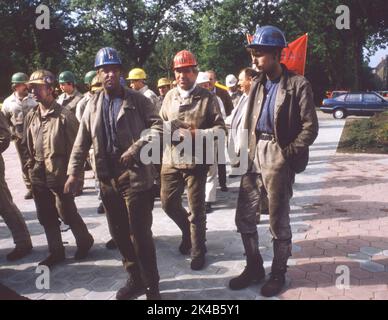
[2,92,37,138]
[139,85,161,112]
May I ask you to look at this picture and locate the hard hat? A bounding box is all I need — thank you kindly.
[173,50,197,70]
[84,70,97,85]
[157,78,171,88]
[126,68,146,80]
[196,72,210,84]
[11,72,29,84]
[94,47,122,69]
[225,74,238,87]
[28,70,56,86]
[247,25,287,49]
[58,71,76,84]
[90,75,102,92]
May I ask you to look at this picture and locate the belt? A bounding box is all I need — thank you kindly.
[258,133,275,141]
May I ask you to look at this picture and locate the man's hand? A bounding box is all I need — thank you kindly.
[120,149,137,168]
[64,175,81,194]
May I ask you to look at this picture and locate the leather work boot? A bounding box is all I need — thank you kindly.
[190,254,205,270]
[205,202,213,214]
[41,225,65,268]
[178,229,191,255]
[105,238,117,250]
[24,190,33,200]
[229,262,265,290]
[116,271,145,300]
[6,245,33,261]
[229,232,265,290]
[97,202,105,214]
[38,251,65,268]
[146,285,161,300]
[74,234,94,260]
[261,272,286,297]
[260,239,291,297]
[220,185,228,192]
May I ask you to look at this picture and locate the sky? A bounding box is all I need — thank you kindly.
[367,47,388,68]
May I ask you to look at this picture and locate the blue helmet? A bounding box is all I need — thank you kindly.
[248,25,287,49]
[94,47,122,69]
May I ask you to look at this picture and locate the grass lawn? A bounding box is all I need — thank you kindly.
[337,111,388,154]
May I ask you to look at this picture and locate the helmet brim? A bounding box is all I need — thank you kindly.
[94,62,122,69]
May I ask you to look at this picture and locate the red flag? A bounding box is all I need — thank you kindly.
[281,33,308,75]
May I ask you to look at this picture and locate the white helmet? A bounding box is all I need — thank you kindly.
[196,71,210,84]
[225,74,238,87]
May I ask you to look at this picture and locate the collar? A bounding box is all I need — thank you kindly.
[37,100,60,119]
[177,85,196,99]
[103,87,125,101]
[63,88,78,99]
[139,85,149,95]
[255,64,290,91]
[12,92,31,102]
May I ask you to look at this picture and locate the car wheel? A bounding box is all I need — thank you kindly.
[333,109,346,119]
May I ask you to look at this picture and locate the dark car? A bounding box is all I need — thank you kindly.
[320,92,388,119]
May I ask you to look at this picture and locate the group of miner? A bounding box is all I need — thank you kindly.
[0,26,318,300]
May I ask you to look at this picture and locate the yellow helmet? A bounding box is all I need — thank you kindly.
[90,75,102,92]
[157,78,171,88]
[126,68,146,80]
[28,69,55,86]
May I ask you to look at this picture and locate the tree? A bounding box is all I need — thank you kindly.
[0,0,73,98]
[69,0,212,68]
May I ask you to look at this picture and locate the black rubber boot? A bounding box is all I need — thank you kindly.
[229,232,265,290]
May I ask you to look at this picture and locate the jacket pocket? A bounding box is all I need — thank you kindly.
[284,147,309,174]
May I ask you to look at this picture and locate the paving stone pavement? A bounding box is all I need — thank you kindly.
[1,112,388,300]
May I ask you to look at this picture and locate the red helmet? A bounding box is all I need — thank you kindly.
[173,50,197,69]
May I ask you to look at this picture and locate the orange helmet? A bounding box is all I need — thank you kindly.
[173,50,197,70]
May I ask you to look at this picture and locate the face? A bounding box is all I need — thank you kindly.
[28,84,53,103]
[14,83,28,97]
[158,85,170,96]
[206,71,216,90]
[198,82,211,91]
[130,80,144,91]
[250,48,278,74]
[228,85,238,93]
[238,71,251,94]
[98,65,121,92]
[174,67,197,90]
[59,83,74,94]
